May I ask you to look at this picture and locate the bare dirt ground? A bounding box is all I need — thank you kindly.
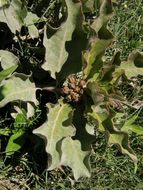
[0,179,26,190]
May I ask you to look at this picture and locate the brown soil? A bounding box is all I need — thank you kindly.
[0,179,26,190]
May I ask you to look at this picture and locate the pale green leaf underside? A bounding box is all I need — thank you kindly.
[0,0,27,33]
[33,100,75,170]
[88,105,108,131]
[109,133,137,161]
[61,137,91,180]
[0,73,37,107]
[103,118,137,162]
[43,0,82,78]
[115,51,143,78]
[0,50,20,69]
[24,12,39,39]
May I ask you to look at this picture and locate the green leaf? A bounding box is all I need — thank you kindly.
[115,51,143,79]
[0,128,11,136]
[82,0,95,13]
[85,123,95,135]
[111,68,124,85]
[91,0,113,34]
[83,38,112,79]
[103,117,137,162]
[5,111,30,156]
[42,0,83,78]
[0,50,19,81]
[0,73,37,107]
[121,115,143,135]
[122,124,143,136]
[0,65,18,82]
[57,27,87,81]
[88,105,109,131]
[0,50,20,69]
[24,12,39,39]
[0,0,27,33]
[61,137,91,180]
[123,115,137,127]
[101,51,121,83]
[83,0,114,80]
[0,0,9,8]
[11,102,35,119]
[70,104,96,179]
[33,100,75,170]
[6,131,26,156]
[73,104,96,148]
[13,112,28,130]
[87,81,106,106]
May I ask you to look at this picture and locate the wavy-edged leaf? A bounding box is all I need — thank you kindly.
[61,137,91,180]
[24,12,39,39]
[33,100,75,170]
[0,0,27,33]
[0,50,19,81]
[103,117,137,162]
[88,105,109,131]
[43,0,83,78]
[115,51,143,79]
[91,0,113,34]
[83,0,114,80]
[82,0,95,13]
[87,81,106,105]
[69,104,96,179]
[0,73,37,107]
[0,50,20,69]
[101,51,121,83]
[83,38,112,79]
[73,104,96,148]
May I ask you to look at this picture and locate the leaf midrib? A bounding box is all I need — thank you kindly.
[48,104,64,151]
